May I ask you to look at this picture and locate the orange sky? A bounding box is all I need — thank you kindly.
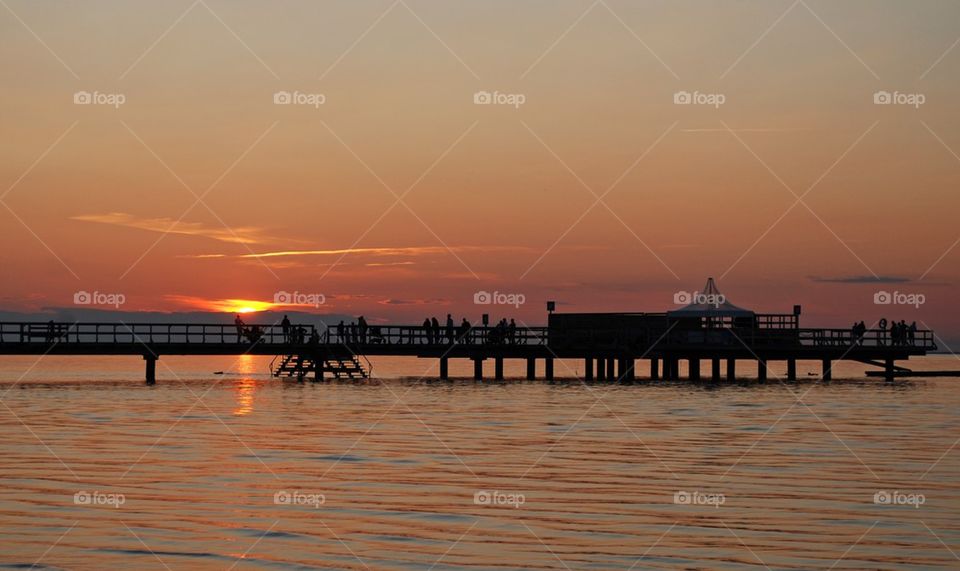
[1,1,959,343]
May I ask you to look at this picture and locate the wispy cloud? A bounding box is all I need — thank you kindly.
[186,245,534,259]
[682,127,818,133]
[378,298,448,306]
[72,212,276,245]
[809,275,910,284]
[365,261,416,267]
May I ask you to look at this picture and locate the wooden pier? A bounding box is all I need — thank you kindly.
[0,315,936,383]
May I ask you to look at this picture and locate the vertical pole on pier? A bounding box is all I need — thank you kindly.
[757,359,767,381]
[144,355,157,385]
[726,359,736,381]
[473,358,483,380]
[667,358,679,380]
[622,359,634,381]
[711,359,721,381]
[884,358,895,381]
[494,358,504,380]
[606,358,615,380]
[584,358,594,380]
[313,357,323,381]
[597,358,606,380]
[440,357,449,380]
[545,358,554,380]
[526,358,536,380]
[787,359,797,381]
[688,359,700,381]
[821,359,832,381]
[650,358,660,380]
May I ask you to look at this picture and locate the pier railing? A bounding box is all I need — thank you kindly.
[0,322,935,351]
[547,325,936,351]
[0,322,550,347]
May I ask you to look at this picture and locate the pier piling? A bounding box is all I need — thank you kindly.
[440,357,449,380]
[144,355,157,384]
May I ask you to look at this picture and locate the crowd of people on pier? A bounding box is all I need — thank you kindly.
[416,315,522,345]
[236,313,523,346]
[851,318,918,346]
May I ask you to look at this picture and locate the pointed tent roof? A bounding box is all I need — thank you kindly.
[668,277,754,318]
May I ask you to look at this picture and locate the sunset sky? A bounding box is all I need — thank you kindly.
[2,1,959,343]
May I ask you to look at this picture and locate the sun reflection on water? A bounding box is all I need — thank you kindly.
[233,355,258,416]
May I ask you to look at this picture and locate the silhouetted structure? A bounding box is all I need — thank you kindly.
[0,280,936,383]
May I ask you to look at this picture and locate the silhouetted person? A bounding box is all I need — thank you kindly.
[509,319,517,344]
[909,321,917,345]
[337,320,345,343]
[281,315,291,342]
[235,315,245,342]
[458,318,471,343]
[445,314,454,344]
[421,318,431,344]
[431,317,440,344]
[358,316,368,344]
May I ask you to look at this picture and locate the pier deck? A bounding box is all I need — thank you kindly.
[0,321,936,383]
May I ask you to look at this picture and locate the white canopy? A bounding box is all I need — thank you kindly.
[668,278,755,318]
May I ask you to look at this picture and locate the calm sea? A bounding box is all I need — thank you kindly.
[1,354,959,570]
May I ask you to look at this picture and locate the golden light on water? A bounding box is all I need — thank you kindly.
[232,355,258,416]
